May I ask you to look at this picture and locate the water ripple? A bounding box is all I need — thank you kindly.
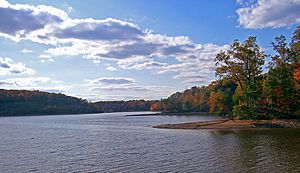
[0,113,300,172]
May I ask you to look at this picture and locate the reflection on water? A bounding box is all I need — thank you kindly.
[0,112,299,172]
[210,129,300,172]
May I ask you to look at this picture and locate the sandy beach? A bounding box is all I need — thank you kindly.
[153,119,300,129]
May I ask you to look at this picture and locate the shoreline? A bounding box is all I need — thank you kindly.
[153,119,300,130]
[126,112,211,116]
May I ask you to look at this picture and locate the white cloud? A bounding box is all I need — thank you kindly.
[0,57,35,76]
[113,43,227,86]
[0,76,50,86]
[236,0,256,6]
[0,0,67,42]
[87,77,135,85]
[174,71,213,84]
[21,49,33,53]
[105,66,117,71]
[0,0,10,7]
[40,89,65,93]
[0,76,70,93]
[67,6,72,13]
[0,0,229,86]
[39,54,54,62]
[39,54,51,58]
[52,18,143,42]
[237,0,300,29]
[92,85,152,92]
[85,77,174,99]
[51,80,63,84]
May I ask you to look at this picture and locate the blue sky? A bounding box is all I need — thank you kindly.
[0,0,299,101]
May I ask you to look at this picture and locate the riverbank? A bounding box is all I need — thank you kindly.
[153,119,300,129]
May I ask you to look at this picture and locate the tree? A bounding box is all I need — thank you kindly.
[208,79,237,116]
[264,27,299,118]
[292,26,300,92]
[215,36,266,118]
[292,26,300,117]
[209,91,225,115]
[291,26,300,58]
[151,102,162,111]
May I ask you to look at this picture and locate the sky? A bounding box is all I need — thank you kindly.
[0,0,299,101]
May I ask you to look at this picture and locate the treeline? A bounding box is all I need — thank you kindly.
[0,89,156,116]
[152,26,300,119]
[0,89,100,116]
[151,80,236,113]
[151,86,211,112]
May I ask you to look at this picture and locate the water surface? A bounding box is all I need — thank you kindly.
[1,112,299,172]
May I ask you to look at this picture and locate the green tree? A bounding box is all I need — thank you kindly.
[215,36,266,119]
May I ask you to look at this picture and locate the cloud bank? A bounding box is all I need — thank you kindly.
[0,76,68,93]
[237,0,300,29]
[86,77,171,92]
[82,77,174,100]
[0,0,228,86]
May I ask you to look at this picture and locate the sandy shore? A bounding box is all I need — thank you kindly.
[153,119,300,129]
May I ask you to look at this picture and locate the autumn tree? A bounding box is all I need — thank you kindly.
[208,79,237,116]
[265,27,299,118]
[291,26,300,92]
[292,26,300,116]
[151,102,162,111]
[209,92,225,114]
[159,86,210,113]
[215,36,266,119]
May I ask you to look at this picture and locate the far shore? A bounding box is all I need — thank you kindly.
[125,112,211,116]
[153,119,300,130]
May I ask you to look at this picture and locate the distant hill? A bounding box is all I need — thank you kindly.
[0,89,157,116]
[0,89,101,116]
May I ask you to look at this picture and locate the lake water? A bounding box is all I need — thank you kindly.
[1,112,300,172]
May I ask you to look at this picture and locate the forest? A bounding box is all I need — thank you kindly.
[152,26,299,119]
[0,89,155,116]
[0,89,100,116]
